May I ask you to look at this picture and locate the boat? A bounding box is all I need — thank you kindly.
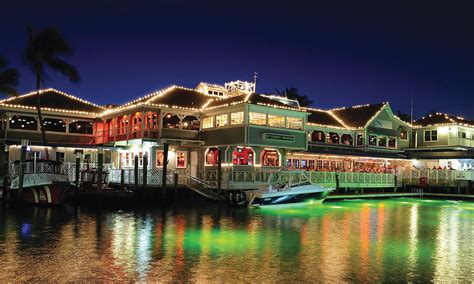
[10,160,75,205]
[246,170,333,208]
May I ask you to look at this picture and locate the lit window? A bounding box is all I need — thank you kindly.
[232,147,254,165]
[356,134,364,146]
[176,151,186,168]
[261,149,280,166]
[216,114,228,127]
[249,112,266,125]
[287,117,303,130]
[230,112,244,125]
[156,150,164,167]
[400,130,408,140]
[202,117,214,129]
[205,147,219,166]
[268,115,285,128]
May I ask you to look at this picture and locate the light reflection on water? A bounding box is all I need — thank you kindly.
[0,198,473,282]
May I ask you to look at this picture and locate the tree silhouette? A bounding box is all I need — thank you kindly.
[25,27,80,149]
[0,56,19,97]
[276,87,313,107]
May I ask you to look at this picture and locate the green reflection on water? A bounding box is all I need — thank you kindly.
[0,198,473,282]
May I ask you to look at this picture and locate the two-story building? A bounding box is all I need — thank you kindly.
[1,80,472,182]
[286,102,412,172]
[406,113,474,170]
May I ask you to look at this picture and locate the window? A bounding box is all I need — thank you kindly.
[327,132,339,144]
[9,115,37,130]
[205,147,219,166]
[202,117,214,129]
[356,134,364,146]
[119,116,129,134]
[137,152,149,167]
[144,113,158,130]
[43,118,66,133]
[56,152,65,162]
[261,149,280,167]
[156,150,164,167]
[182,116,200,131]
[27,151,40,160]
[459,131,467,139]
[388,137,397,148]
[287,117,303,130]
[216,114,228,127]
[400,130,408,140]
[230,112,244,125]
[232,147,254,166]
[268,115,285,128]
[369,135,377,146]
[424,130,438,142]
[176,151,186,168]
[378,136,387,147]
[249,112,266,125]
[162,113,180,129]
[341,134,353,145]
[69,120,93,134]
[311,131,325,142]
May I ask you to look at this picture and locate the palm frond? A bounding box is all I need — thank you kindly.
[0,68,20,86]
[47,57,80,83]
[0,86,19,97]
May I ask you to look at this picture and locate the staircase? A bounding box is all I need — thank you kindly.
[183,175,223,201]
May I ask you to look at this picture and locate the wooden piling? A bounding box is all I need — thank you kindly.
[162,143,169,188]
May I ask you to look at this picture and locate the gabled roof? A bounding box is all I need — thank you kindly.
[413,113,474,127]
[329,103,386,128]
[104,86,215,115]
[304,108,346,128]
[204,93,302,111]
[0,88,104,115]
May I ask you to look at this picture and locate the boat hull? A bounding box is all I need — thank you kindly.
[21,182,72,205]
[249,190,331,208]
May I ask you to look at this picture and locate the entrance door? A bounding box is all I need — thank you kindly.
[190,151,198,177]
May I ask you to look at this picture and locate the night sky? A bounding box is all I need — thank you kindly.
[1,0,474,119]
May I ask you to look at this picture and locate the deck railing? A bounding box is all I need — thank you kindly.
[10,161,471,189]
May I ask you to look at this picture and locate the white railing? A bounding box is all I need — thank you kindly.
[107,168,175,186]
[201,168,397,189]
[401,169,464,186]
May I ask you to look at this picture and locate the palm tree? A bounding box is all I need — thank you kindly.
[25,27,80,152]
[276,87,313,107]
[0,56,20,97]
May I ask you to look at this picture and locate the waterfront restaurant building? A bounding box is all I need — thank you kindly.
[0,80,473,182]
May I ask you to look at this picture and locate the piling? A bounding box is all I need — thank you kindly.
[162,143,169,188]
[134,155,139,190]
[97,149,103,191]
[17,139,28,202]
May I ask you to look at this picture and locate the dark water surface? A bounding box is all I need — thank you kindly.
[1,198,473,282]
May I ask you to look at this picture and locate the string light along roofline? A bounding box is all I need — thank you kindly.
[0,103,100,116]
[0,88,105,110]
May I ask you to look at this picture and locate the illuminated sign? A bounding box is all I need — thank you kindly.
[263,133,295,142]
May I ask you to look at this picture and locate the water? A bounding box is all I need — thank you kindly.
[1,198,473,282]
